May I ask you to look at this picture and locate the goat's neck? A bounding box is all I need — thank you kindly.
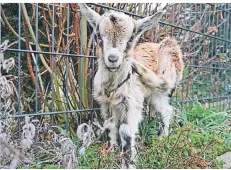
[98,57,132,91]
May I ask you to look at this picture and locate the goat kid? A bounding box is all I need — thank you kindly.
[78,3,168,168]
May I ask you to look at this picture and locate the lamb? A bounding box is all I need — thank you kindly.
[78,3,182,168]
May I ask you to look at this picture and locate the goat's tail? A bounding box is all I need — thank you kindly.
[131,59,168,92]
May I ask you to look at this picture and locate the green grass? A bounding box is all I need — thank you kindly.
[21,102,231,169]
[76,102,231,169]
[136,128,231,169]
[76,128,231,169]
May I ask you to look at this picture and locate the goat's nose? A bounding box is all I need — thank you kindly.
[108,54,119,63]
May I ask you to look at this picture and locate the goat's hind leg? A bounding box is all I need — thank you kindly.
[150,93,174,136]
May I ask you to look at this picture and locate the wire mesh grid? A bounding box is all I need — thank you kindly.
[0,3,231,135]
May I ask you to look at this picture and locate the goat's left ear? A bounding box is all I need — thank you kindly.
[135,11,163,35]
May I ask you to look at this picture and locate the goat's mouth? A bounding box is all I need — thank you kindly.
[107,66,120,72]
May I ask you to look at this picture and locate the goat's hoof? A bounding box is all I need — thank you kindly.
[129,164,136,169]
[157,129,168,139]
[157,127,172,140]
[108,143,118,152]
[121,164,136,169]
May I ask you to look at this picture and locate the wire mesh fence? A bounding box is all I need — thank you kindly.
[1,3,231,135]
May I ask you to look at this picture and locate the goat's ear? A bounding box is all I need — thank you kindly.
[78,3,101,30]
[135,11,163,35]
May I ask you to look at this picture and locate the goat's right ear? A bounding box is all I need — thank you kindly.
[135,11,163,36]
[78,3,101,30]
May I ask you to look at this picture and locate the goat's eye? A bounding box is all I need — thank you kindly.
[126,42,132,50]
[98,39,103,47]
[96,32,101,39]
[96,32,103,47]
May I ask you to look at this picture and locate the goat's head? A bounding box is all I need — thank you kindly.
[79,4,163,72]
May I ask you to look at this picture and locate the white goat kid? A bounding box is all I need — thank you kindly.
[78,4,167,168]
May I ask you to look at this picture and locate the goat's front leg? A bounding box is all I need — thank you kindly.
[101,103,118,148]
[118,105,142,169]
[119,123,137,169]
[104,117,118,149]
